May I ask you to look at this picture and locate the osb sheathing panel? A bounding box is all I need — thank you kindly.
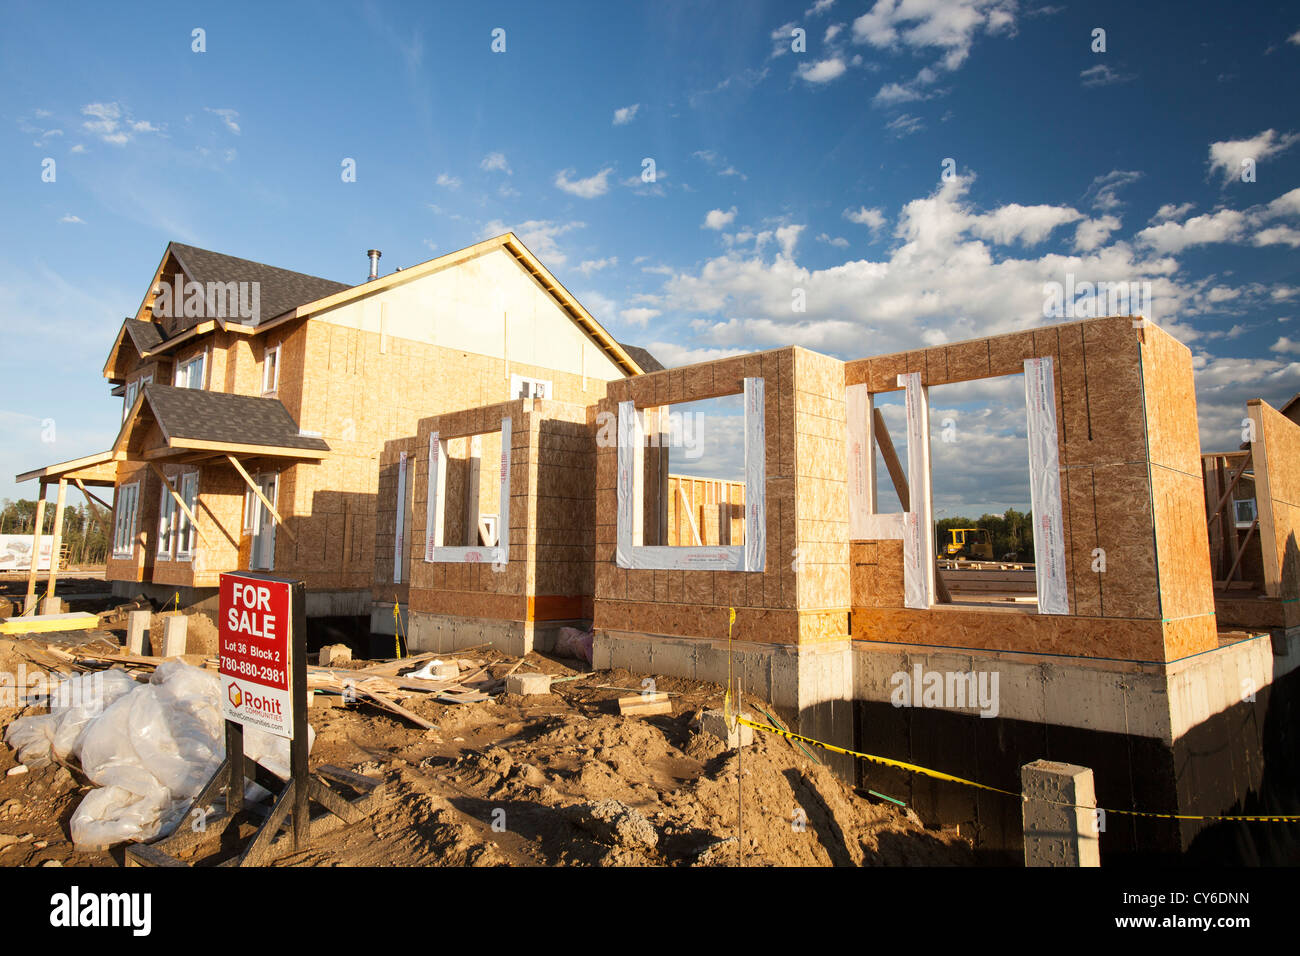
[852,606,1168,661]
[1091,461,1159,619]
[1140,323,1203,476]
[1149,464,1216,625]
[593,347,845,645]
[1161,614,1219,661]
[1062,467,1102,616]
[1254,401,1300,602]
[403,399,596,620]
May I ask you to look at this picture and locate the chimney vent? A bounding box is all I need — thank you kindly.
[366,249,382,281]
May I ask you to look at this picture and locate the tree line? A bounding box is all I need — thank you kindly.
[0,498,110,567]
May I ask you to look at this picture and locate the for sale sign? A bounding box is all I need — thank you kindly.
[219,572,294,738]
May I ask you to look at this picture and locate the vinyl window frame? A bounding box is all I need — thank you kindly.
[615,377,766,572]
[423,418,512,565]
[112,482,140,559]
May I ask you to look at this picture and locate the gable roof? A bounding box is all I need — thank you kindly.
[165,243,352,334]
[254,233,647,377]
[114,384,330,459]
[618,343,664,373]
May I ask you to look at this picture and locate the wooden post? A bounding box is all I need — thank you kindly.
[290,580,309,849]
[25,485,47,612]
[45,479,68,604]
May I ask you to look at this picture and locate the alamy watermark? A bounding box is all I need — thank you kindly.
[890,664,1000,718]
[1043,272,1152,323]
[151,276,260,325]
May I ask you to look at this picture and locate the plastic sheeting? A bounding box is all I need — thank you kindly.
[424,419,512,565]
[1024,357,1070,615]
[900,373,935,609]
[4,661,307,848]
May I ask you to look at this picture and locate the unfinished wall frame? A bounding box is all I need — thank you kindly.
[615,377,766,572]
[423,417,512,565]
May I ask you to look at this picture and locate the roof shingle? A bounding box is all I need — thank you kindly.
[143,384,330,451]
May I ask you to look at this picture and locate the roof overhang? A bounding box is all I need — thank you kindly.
[15,450,119,486]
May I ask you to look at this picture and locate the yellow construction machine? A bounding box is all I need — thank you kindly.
[943,527,993,560]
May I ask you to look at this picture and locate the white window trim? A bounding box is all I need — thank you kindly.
[176,353,205,389]
[393,451,408,583]
[249,472,278,571]
[615,377,766,572]
[263,343,281,395]
[112,482,140,558]
[175,471,199,560]
[157,481,176,560]
[424,419,512,565]
[511,374,551,400]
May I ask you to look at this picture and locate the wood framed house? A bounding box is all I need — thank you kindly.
[18,233,653,650]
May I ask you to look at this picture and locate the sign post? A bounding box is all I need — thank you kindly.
[124,571,383,868]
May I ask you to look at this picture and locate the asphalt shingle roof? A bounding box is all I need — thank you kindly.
[619,342,665,373]
[143,383,330,452]
[166,242,351,332]
[123,318,164,353]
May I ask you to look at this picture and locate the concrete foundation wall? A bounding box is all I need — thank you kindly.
[409,609,585,658]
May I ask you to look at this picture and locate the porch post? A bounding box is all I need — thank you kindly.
[24,483,48,612]
[45,478,68,605]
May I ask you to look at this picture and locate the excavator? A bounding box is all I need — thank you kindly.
[942,527,993,561]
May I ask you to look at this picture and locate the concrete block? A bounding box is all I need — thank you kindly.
[700,709,753,748]
[127,610,151,656]
[41,597,67,615]
[1021,759,1100,867]
[319,644,352,666]
[159,615,188,658]
[506,672,551,695]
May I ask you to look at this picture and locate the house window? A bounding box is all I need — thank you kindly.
[424,419,512,565]
[112,482,140,558]
[511,374,551,400]
[156,470,199,560]
[263,343,281,395]
[615,378,766,572]
[175,353,205,389]
[1233,498,1258,529]
[122,373,152,421]
[157,483,176,559]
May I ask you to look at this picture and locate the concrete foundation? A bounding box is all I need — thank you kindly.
[409,610,589,658]
[159,615,187,658]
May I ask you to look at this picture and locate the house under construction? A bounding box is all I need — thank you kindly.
[17,239,1300,862]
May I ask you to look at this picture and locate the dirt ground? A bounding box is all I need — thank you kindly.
[0,631,975,867]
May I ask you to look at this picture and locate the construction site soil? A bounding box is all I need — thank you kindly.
[0,632,974,867]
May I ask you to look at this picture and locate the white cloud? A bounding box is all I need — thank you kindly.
[703,207,738,230]
[58,214,84,224]
[621,307,661,326]
[1084,169,1142,211]
[797,57,848,83]
[555,167,613,199]
[645,342,749,368]
[1074,215,1121,252]
[480,152,512,174]
[479,219,584,265]
[578,257,618,275]
[1079,63,1135,87]
[807,0,835,15]
[844,206,887,230]
[1289,30,1300,46]
[81,102,162,146]
[613,104,640,125]
[1135,187,1300,253]
[69,144,85,154]
[965,202,1082,245]
[1149,202,1196,225]
[1208,129,1299,185]
[435,173,460,189]
[818,233,850,248]
[885,113,924,137]
[853,0,1018,72]
[204,107,240,134]
[1273,336,1300,353]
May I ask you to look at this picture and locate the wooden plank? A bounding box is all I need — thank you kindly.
[0,612,99,635]
[308,778,363,824]
[239,783,295,867]
[125,843,188,868]
[24,488,47,611]
[316,764,382,793]
[1222,517,1259,585]
[354,686,436,729]
[872,408,909,511]
[618,693,672,716]
[225,455,298,543]
[45,479,67,602]
[148,462,208,546]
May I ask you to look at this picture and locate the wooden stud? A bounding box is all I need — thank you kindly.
[226,455,297,543]
[148,461,209,546]
[24,485,47,611]
[45,479,67,602]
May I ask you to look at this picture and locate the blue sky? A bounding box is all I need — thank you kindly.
[2,0,1298,516]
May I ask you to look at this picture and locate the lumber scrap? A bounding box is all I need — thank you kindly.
[618,693,672,716]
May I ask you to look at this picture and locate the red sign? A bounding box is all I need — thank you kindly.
[219,573,293,738]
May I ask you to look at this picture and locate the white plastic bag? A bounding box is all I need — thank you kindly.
[4,670,139,768]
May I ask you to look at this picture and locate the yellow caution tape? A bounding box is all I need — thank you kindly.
[735,715,1300,822]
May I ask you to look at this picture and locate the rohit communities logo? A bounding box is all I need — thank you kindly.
[226,681,281,719]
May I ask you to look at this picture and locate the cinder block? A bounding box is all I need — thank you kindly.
[319,643,352,666]
[505,672,551,695]
[699,709,754,748]
[160,615,188,658]
[1021,760,1100,867]
[41,597,67,615]
[127,610,151,656]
